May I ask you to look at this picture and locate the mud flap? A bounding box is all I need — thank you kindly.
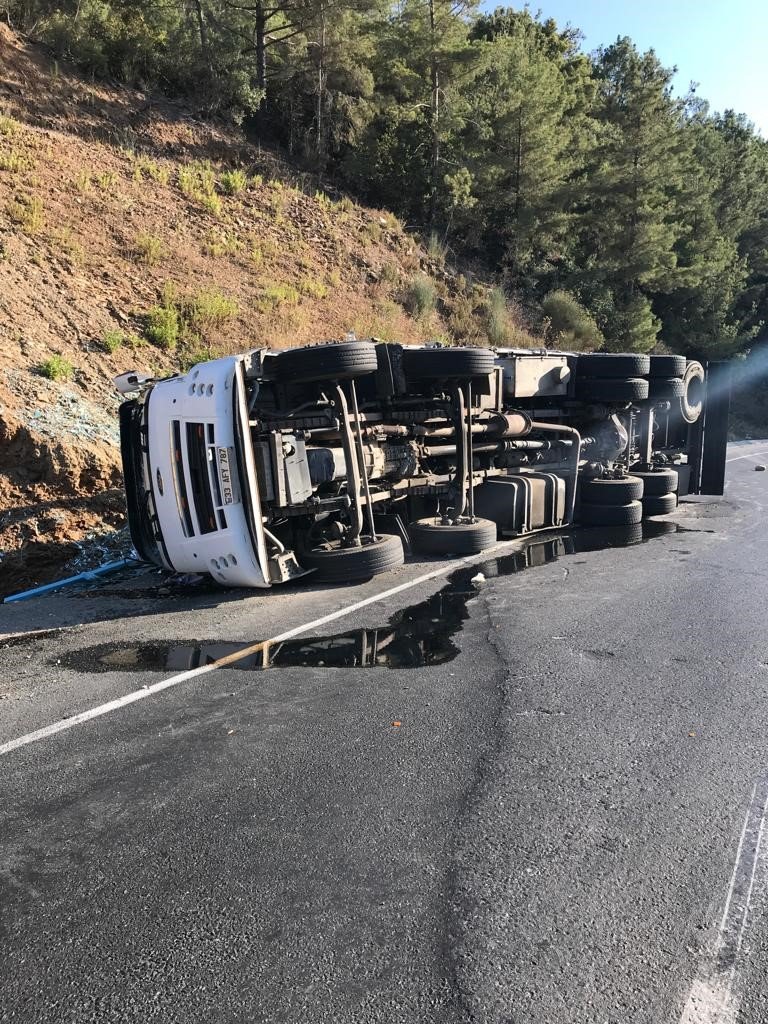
[688,361,731,496]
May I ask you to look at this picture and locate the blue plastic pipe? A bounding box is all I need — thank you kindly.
[3,558,139,603]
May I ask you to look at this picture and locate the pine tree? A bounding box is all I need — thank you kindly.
[577,38,690,351]
[462,9,593,291]
[349,0,482,221]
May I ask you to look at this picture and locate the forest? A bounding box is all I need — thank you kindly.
[2,0,768,365]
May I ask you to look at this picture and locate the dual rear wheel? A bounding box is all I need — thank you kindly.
[578,470,678,528]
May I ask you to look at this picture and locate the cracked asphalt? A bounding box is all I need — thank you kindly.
[2,441,768,1023]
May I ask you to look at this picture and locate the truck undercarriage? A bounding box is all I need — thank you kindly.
[117,341,729,589]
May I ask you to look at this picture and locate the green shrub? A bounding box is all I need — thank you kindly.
[258,282,300,310]
[145,304,180,349]
[221,169,247,195]
[484,287,510,346]
[364,220,383,243]
[298,277,327,299]
[186,289,239,330]
[96,170,117,191]
[0,115,18,137]
[380,262,401,286]
[160,280,178,308]
[404,274,436,318]
[178,161,218,212]
[134,232,165,266]
[133,157,168,185]
[200,191,222,217]
[73,170,92,192]
[101,329,124,353]
[39,355,73,380]
[0,150,33,173]
[447,293,481,343]
[177,165,197,196]
[542,290,604,351]
[426,231,447,264]
[202,230,241,258]
[6,195,44,234]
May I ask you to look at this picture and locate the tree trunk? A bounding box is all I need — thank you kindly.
[255,1,267,122]
[316,11,326,165]
[193,0,209,59]
[428,0,439,227]
[193,0,214,104]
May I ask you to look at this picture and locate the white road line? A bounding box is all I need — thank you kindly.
[0,626,77,644]
[725,450,768,463]
[734,788,768,955]
[0,538,528,758]
[715,783,756,944]
[679,781,768,1023]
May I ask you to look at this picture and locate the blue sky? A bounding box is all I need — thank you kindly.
[491,1,767,136]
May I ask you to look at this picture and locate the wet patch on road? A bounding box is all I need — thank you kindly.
[55,520,702,675]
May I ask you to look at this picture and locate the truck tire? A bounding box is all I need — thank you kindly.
[648,354,686,378]
[574,377,649,402]
[642,492,677,516]
[648,377,686,400]
[575,353,650,379]
[301,534,404,582]
[631,468,678,495]
[402,346,495,380]
[272,341,378,383]
[409,517,497,555]
[681,361,705,423]
[579,475,644,505]
[578,500,643,526]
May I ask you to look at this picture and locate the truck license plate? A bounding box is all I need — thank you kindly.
[217,447,239,504]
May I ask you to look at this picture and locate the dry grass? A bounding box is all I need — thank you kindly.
[7,194,44,233]
[134,232,165,266]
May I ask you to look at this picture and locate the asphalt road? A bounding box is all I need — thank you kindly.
[2,442,768,1024]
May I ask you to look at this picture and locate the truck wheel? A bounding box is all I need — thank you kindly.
[680,361,705,423]
[301,534,404,582]
[272,341,378,383]
[631,468,678,495]
[579,475,644,505]
[648,377,685,400]
[575,353,650,379]
[409,517,497,555]
[642,492,677,516]
[648,354,686,378]
[574,377,649,402]
[402,347,495,380]
[578,500,643,526]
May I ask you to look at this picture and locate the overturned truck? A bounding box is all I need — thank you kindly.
[117,342,729,588]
